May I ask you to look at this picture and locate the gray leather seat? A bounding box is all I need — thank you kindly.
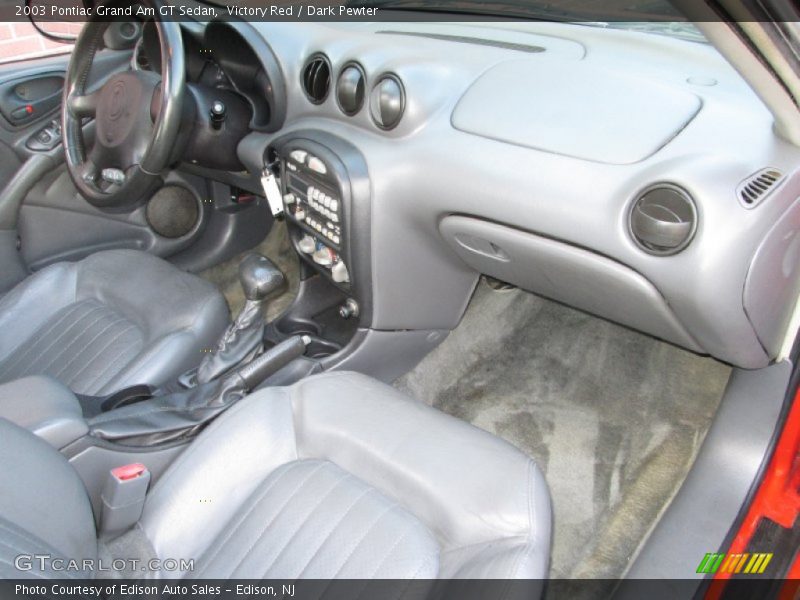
[0,372,552,583]
[0,249,228,395]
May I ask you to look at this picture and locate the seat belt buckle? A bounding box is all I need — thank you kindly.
[99,463,150,540]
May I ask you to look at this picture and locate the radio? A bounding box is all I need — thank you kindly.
[280,148,350,286]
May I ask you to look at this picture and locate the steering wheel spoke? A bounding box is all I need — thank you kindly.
[67,89,100,119]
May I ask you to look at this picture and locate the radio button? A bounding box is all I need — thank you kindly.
[290,150,308,163]
[308,156,327,174]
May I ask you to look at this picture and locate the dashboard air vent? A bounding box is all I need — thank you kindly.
[737,168,784,208]
[337,63,366,116]
[302,54,331,104]
[629,184,697,256]
[369,74,405,130]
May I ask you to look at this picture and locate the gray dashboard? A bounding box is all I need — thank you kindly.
[234,20,800,369]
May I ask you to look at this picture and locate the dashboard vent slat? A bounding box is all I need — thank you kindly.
[302,54,331,104]
[337,63,366,116]
[737,168,784,208]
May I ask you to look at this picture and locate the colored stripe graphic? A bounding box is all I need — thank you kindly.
[697,553,773,574]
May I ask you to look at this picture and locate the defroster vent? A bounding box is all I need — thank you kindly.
[737,168,784,208]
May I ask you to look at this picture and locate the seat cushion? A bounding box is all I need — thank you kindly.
[0,250,229,395]
[138,371,552,580]
[193,459,439,579]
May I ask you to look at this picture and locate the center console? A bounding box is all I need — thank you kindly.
[262,132,373,372]
[282,148,350,286]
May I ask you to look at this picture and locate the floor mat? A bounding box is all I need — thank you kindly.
[198,220,299,321]
[395,278,731,580]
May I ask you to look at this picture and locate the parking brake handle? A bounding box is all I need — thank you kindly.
[89,336,309,446]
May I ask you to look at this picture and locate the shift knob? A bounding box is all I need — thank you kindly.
[238,254,285,301]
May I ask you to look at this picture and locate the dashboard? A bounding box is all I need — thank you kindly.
[155,18,800,370]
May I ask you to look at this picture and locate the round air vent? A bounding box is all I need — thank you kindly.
[369,74,405,130]
[302,54,331,104]
[336,63,366,116]
[146,186,200,239]
[629,184,697,255]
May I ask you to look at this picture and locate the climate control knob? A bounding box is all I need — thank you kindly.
[298,235,316,254]
[331,260,349,284]
[313,246,334,267]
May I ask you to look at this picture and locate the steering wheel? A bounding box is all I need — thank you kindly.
[62,1,186,210]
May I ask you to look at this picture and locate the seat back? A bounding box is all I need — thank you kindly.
[0,419,97,578]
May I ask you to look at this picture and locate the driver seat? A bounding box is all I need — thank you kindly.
[0,249,229,395]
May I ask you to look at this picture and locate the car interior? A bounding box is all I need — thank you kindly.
[0,0,799,594]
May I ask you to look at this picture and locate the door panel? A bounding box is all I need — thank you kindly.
[0,72,63,127]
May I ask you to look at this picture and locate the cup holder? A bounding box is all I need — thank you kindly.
[99,384,155,413]
[273,317,343,359]
[305,336,342,359]
[277,317,322,338]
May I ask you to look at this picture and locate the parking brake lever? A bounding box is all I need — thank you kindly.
[89,336,310,446]
[229,335,310,391]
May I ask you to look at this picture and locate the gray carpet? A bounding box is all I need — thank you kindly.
[198,220,299,321]
[395,278,731,581]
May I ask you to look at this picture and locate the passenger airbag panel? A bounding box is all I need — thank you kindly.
[452,59,701,164]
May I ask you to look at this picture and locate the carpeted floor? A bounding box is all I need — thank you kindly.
[395,278,731,581]
[199,220,300,322]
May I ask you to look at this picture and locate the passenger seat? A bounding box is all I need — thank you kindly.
[0,372,552,585]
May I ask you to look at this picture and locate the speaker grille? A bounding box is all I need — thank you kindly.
[146,186,199,239]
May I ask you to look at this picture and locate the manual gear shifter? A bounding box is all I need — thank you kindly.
[194,254,285,384]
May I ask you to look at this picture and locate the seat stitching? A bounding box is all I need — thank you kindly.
[294,477,374,578]
[194,465,297,577]
[79,328,143,393]
[0,520,49,549]
[57,322,137,388]
[261,469,358,578]
[0,301,87,369]
[231,463,346,578]
[0,303,94,375]
[51,319,134,382]
[365,523,413,579]
[198,462,326,577]
[0,534,32,555]
[0,556,53,580]
[16,305,108,377]
[330,500,401,578]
